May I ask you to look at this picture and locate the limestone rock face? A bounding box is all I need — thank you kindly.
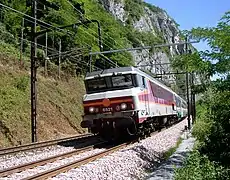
[99,0,127,24]
[99,0,186,82]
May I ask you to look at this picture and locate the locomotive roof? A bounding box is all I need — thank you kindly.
[85,66,184,100]
[85,67,136,77]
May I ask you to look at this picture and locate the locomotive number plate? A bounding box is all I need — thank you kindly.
[102,107,113,112]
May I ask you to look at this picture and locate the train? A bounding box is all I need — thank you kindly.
[81,67,187,139]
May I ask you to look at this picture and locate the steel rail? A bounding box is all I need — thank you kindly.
[0,133,93,156]
[0,118,186,179]
[23,142,133,180]
[0,142,105,177]
[22,119,186,180]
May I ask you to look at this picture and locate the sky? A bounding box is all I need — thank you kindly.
[145,0,230,51]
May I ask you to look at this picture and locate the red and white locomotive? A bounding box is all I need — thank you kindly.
[81,67,187,139]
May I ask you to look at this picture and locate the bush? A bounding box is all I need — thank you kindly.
[191,77,230,166]
[143,2,162,13]
[174,150,230,180]
[192,103,213,144]
[0,23,16,45]
[199,88,230,166]
[124,0,144,21]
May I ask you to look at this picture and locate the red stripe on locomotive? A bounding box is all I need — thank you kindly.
[83,96,134,114]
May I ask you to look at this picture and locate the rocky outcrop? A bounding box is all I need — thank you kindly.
[99,0,186,83]
[99,0,127,24]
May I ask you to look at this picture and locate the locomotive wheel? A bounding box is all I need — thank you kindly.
[126,123,137,136]
[89,127,99,134]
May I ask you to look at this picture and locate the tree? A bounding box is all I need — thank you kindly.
[189,11,230,166]
[190,11,230,76]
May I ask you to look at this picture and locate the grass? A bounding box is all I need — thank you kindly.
[0,41,30,64]
[0,67,31,146]
[0,43,87,147]
[163,137,183,160]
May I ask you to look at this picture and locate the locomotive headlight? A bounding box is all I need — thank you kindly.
[120,103,127,110]
[89,107,95,113]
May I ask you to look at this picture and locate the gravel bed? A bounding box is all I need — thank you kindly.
[0,136,100,170]
[49,119,187,180]
[3,148,106,180]
[0,145,76,170]
[146,134,195,180]
[0,120,186,180]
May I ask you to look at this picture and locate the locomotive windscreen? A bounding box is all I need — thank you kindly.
[85,74,136,93]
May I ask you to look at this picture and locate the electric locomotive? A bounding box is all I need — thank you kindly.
[81,67,187,139]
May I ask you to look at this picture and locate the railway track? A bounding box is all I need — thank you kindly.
[22,141,133,180]
[0,120,185,180]
[0,142,106,178]
[0,133,93,156]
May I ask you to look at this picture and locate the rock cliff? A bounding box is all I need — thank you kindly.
[99,0,186,82]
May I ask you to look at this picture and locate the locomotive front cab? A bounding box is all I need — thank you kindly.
[81,70,140,137]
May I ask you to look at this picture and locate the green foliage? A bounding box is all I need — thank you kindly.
[0,41,19,57]
[1,0,27,37]
[143,2,162,13]
[124,0,144,22]
[174,150,230,180]
[0,41,30,66]
[192,100,213,144]
[184,71,230,180]
[14,76,29,92]
[174,11,230,179]
[163,138,182,159]
[172,52,213,75]
[0,69,31,146]
[0,0,172,70]
[0,63,87,146]
[0,23,16,45]
[190,11,230,75]
[198,78,230,166]
[187,11,230,167]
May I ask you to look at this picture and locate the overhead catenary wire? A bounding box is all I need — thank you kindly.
[66,0,170,80]
[0,1,131,68]
[18,36,58,53]
[34,0,125,60]
[19,37,98,70]
[65,0,125,49]
[65,0,167,72]
[22,17,96,52]
[65,0,131,63]
[24,2,129,66]
[64,17,131,65]
[0,2,74,36]
[1,3,95,61]
[2,1,176,74]
[3,1,167,72]
[66,0,188,80]
[18,35,92,70]
[10,10,99,63]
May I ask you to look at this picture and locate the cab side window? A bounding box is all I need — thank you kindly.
[142,76,146,88]
[136,74,147,89]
